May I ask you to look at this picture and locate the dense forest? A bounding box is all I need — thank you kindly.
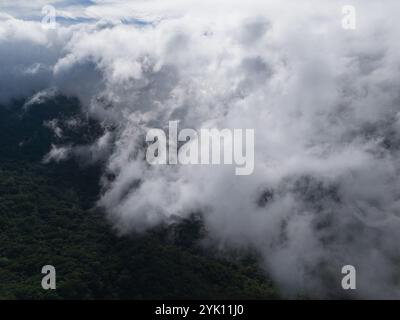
[0,97,278,299]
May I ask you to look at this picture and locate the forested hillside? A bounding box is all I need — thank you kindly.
[0,98,278,299]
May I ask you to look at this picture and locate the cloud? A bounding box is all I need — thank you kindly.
[2,0,400,298]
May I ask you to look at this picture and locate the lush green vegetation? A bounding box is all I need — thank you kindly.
[0,98,278,299]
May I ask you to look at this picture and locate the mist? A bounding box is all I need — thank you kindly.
[2,0,400,298]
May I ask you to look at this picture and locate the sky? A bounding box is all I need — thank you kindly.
[2,0,400,298]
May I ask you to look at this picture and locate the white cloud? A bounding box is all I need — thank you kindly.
[2,0,400,298]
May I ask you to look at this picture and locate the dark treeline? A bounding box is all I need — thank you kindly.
[0,97,278,299]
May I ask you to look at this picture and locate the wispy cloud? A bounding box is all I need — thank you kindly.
[2,0,400,298]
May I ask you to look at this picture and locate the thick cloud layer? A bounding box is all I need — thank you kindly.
[2,0,400,298]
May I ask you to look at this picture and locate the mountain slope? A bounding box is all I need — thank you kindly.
[0,98,278,299]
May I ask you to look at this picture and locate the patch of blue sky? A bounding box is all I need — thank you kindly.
[0,0,157,27]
